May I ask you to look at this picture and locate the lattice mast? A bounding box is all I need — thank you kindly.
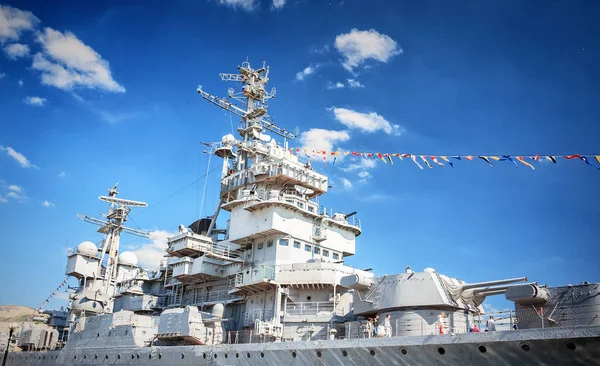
[197,61,297,169]
[77,184,149,297]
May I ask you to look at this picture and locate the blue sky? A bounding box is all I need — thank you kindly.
[0,0,599,313]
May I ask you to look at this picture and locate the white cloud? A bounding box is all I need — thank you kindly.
[58,171,66,178]
[100,111,141,124]
[295,66,315,81]
[218,0,256,11]
[272,0,286,9]
[32,27,125,92]
[299,128,350,152]
[42,200,54,207]
[0,72,5,79]
[131,230,174,269]
[347,78,364,88]
[0,145,37,168]
[334,28,402,71]
[341,177,352,189]
[330,107,401,135]
[23,96,46,106]
[0,5,39,43]
[2,183,27,202]
[18,78,23,86]
[340,158,376,183]
[8,184,22,193]
[326,81,345,89]
[3,42,29,59]
[0,196,7,203]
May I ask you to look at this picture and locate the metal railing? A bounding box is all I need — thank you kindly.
[285,301,338,317]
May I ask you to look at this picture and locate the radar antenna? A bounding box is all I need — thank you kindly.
[77,184,149,298]
[197,61,296,141]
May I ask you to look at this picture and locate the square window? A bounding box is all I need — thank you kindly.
[258,243,264,250]
[267,240,273,247]
[333,253,339,260]
[279,238,289,246]
[308,206,315,213]
[305,244,311,252]
[323,250,329,257]
[293,241,301,249]
[314,247,320,255]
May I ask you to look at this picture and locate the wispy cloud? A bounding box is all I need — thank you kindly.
[58,171,66,178]
[217,0,257,11]
[334,28,402,72]
[100,110,141,124]
[326,81,345,89]
[41,200,54,208]
[341,177,353,189]
[3,43,30,59]
[0,5,40,43]
[1,183,28,202]
[23,96,46,106]
[340,158,376,183]
[330,107,402,135]
[32,27,125,92]
[347,78,364,88]
[0,72,6,79]
[295,65,315,81]
[0,145,38,168]
[272,0,286,9]
[18,78,23,86]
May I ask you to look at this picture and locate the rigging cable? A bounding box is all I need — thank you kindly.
[199,149,213,218]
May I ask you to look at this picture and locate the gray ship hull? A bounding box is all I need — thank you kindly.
[4,326,600,366]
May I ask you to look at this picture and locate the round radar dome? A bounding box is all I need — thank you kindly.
[77,241,97,256]
[222,134,235,146]
[423,267,436,273]
[118,251,138,267]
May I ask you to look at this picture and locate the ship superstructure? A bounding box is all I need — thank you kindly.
[3,61,600,366]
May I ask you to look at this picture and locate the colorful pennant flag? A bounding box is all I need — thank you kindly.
[440,156,453,168]
[411,155,424,169]
[431,156,445,167]
[478,156,494,167]
[546,156,557,164]
[420,156,433,168]
[517,156,535,170]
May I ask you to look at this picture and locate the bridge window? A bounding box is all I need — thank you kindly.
[293,241,301,249]
[305,244,311,252]
[314,247,320,255]
[322,250,329,257]
[258,243,264,250]
[267,240,273,248]
[279,239,289,246]
[333,253,339,260]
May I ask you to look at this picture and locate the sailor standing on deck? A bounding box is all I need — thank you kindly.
[384,314,392,337]
[486,316,496,331]
[373,314,380,337]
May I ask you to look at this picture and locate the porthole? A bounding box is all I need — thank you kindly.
[137,354,140,359]
[261,352,264,358]
[521,344,531,352]
[247,352,251,358]
[478,345,487,353]
[317,351,322,357]
[132,354,135,359]
[214,354,218,359]
[225,353,228,358]
[203,353,207,359]
[73,355,76,360]
[149,354,152,359]
[118,354,121,359]
[97,333,100,337]
[292,351,297,358]
[342,350,348,357]
[438,347,445,355]
[181,353,185,359]
[567,343,576,350]
[95,354,98,359]
[370,350,376,356]
[236,353,240,358]
[84,355,87,359]
[401,348,407,355]
[159,353,162,359]
[106,354,109,359]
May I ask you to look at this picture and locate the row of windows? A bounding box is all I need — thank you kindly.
[255,238,341,260]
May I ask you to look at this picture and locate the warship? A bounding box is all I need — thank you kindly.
[2,61,599,366]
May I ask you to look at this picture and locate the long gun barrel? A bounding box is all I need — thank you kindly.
[472,282,538,294]
[462,277,528,290]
